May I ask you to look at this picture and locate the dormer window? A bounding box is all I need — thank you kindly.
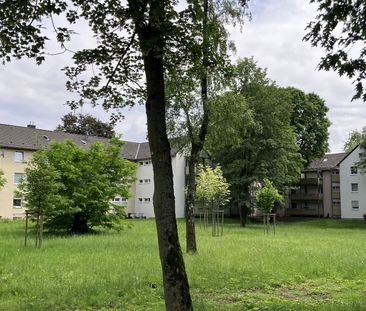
[81,140,87,145]
[43,135,49,141]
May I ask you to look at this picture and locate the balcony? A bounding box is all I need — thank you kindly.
[290,193,323,201]
[286,207,324,217]
[331,175,340,182]
[299,178,322,185]
[332,192,340,199]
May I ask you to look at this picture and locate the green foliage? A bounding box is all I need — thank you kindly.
[209,59,303,210]
[344,129,365,152]
[304,0,366,101]
[196,165,230,205]
[56,113,116,138]
[17,138,136,233]
[255,179,283,213]
[285,87,330,165]
[16,152,67,215]
[0,169,6,189]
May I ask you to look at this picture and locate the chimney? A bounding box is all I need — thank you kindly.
[27,123,36,129]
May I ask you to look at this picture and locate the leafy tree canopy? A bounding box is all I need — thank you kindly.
[284,87,330,165]
[196,164,230,206]
[304,0,366,101]
[256,179,283,214]
[17,138,136,233]
[344,129,365,152]
[56,113,116,138]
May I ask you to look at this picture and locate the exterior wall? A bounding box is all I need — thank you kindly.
[322,170,332,217]
[172,153,186,218]
[0,148,34,219]
[0,145,187,219]
[133,159,155,217]
[287,170,323,217]
[132,154,186,218]
[340,146,366,219]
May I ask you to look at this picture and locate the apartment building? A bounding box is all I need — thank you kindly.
[287,152,347,217]
[0,123,186,219]
[339,145,366,219]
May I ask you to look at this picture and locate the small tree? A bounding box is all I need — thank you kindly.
[0,169,6,189]
[18,138,136,233]
[256,179,283,214]
[196,165,230,207]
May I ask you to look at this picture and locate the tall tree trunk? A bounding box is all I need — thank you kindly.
[185,0,210,255]
[185,146,199,254]
[239,204,247,227]
[131,1,193,309]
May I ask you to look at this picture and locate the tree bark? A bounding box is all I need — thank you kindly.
[185,0,210,255]
[131,1,193,309]
[185,146,199,254]
[239,203,247,227]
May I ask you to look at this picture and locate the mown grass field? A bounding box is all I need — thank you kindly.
[0,218,365,310]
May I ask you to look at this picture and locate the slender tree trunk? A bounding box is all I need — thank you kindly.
[185,0,210,254]
[185,146,199,254]
[239,203,247,227]
[131,1,193,309]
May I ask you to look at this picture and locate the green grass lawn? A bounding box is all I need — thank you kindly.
[0,218,365,311]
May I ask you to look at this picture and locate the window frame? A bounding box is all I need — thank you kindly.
[351,183,358,192]
[350,166,358,175]
[351,200,359,210]
[13,198,22,209]
[14,173,24,184]
[14,151,24,163]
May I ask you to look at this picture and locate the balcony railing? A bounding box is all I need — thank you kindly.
[299,178,322,185]
[290,193,323,201]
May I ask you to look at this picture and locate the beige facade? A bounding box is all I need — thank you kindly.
[287,152,346,218]
[0,148,33,219]
[0,123,187,219]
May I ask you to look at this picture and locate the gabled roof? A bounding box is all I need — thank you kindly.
[304,152,348,171]
[337,144,360,166]
[0,123,178,161]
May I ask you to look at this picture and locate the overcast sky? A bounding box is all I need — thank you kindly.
[1,0,365,152]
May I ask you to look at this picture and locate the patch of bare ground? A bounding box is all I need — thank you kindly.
[193,279,349,307]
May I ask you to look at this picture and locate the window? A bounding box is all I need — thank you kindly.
[114,197,121,202]
[351,200,359,210]
[14,173,24,184]
[144,198,151,203]
[359,152,365,159]
[138,198,143,203]
[139,179,143,184]
[304,201,309,209]
[14,151,24,162]
[332,183,340,192]
[332,200,340,208]
[291,202,297,209]
[332,170,339,175]
[351,183,358,192]
[144,161,151,165]
[13,198,22,209]
[351,166,358,174]
[121,198,127,202]
[139,161,144,166]
[144,179,151,184]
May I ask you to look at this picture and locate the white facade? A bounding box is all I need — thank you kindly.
[340,146,366,219]
[122,154,186,218]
